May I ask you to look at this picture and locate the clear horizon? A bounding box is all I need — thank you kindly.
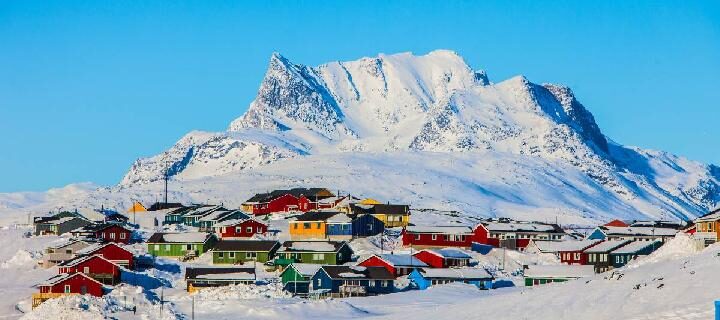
[1,1,719,192]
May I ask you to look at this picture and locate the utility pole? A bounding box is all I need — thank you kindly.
[132,198,136,225]
[159,287,164,318]
[164,161,169,205]
[191,295,195,320]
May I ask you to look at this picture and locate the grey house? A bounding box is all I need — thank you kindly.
[34,216,92,236]
[41,239,92,268]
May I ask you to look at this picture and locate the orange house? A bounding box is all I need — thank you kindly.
[694,210,720,246]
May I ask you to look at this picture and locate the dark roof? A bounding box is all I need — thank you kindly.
[280,241,348,252]
[351,204,409,215]
[320,265,394,280]
[185,267,256,280]
[244,188,334,203]
[78,222,131,233]
[293,211,344,222]
[146,232,212,244]
[148,202,185,211]
[214,240,280,252]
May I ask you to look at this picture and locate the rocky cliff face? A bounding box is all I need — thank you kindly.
[119,50,720,220]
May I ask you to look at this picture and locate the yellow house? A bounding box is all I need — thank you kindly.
[289,212,336,240]
[351,203,410,228]
[127,201,147,213]
[359,198,381,205]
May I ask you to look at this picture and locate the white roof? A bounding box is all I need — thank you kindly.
[427,248,472,259]
[524,265,595,278]
[196,272,255,280]
[163,232,209,243]
[289,263,323,276]
[338,272,366,278]
[531,240,601,253]
[484,222,557,232]
[198,210,231,221]
[326,214,352,223]
[601,226,677,237]
[213,218,260,227]
[584,240,630,253]
[375,254,428,267]
[420,268,492,279]
[62,254,118,268]
[695,212,720,222]
[612,240,661,254]
[406,226,473,234]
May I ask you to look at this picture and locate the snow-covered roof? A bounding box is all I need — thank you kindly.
[600,226,678,237]
[147,232,211,243]
[197,209,231,221]
[213,218,264,227]
[375,254,428,267]
[584,240,631,253]
[695,211,720,223]
[427,248,472,259]
[280,241,343,252]
[524,265,595,278]
[48,239,89,250]
[612,240,661,254]
[406,226,473,234]
[326,213,352,223]
[289,263,323,277]
[484,222,560,233]
[419,268,493,280]
[59,254,118,267]
[531,240,601,253]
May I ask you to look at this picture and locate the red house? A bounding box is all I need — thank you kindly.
[413,249,473,269]
[241,188,335,215]
[58,255,121,284]
[77,243,134,269]
[358,254,430,277]
[213,218,268,239]
[557,240,602,265]
[95,224,133,244]
[33,273,107,308]
[473,221,565,250]
[402,226,476,248]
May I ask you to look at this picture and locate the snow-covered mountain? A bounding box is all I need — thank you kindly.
[5,50,718,224]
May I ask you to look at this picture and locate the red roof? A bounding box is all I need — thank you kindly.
[604,219,629,227]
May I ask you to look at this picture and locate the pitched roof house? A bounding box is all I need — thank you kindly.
[358,254,429,277]
[310,265,394,297]
[409,267,493,290]
[185,266,256,292]
[212,240,280,264]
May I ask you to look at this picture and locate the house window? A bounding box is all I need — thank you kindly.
[186,244,192,250]
[316,223,321,229]
[83,267,90,274]
[154,245,160,251]
[66,249,72,254]
[257,227,263,233]
[381,280,388,287]
[369,281,376,287]
[165,245,171,251]
[218,252,224,258]
[303,223,310,229]
[64,285,71,293]
[102,232,106,238]
[110,233,116,239]
[120,233,126,239]
[317,278,322,286]
[246,227,253,233]
[294,224,298,229]
[246,252,257,259]
[80,285,87,294]
[313,253,325,260]
[574,253,580,260]
[415,234,420,240]
[229,252,236,258]
[431,234,437,241]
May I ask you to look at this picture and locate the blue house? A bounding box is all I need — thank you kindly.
[409,267,493,290]
[309,265,394,297]
[325,213,353,241]
[610,240,662,268]
[349,213,384,237]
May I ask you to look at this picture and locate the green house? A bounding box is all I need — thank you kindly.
[274,241,354,267]
[280,263,322,295]
[523,265,594,286]
[146,232,216,258]
[212,240,280,264]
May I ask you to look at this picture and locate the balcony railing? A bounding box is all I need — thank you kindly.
[32,293,77,308]
[339,285,367,296]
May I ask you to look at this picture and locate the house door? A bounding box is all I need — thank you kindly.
[80,286,87,294]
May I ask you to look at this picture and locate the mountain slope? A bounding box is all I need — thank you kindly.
[9,50,719,223]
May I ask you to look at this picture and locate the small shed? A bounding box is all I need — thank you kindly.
[409,267,493,290]
[185,266,256,292]
[523,265,594,286]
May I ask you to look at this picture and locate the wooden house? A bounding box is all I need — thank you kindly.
[474,221,565,250]
[413,248,472,268]
[523,265,595,286]
[358,254,429,277]
[610,240,662,268]
[401,226,476,248]
[351,203,410,228]
[587,226,677,243]
[185,267,256,292]
[33,273,108,308]
[146,232,216,259]
[212,240,280,264]
[409,267,493,290]
[274,241,353,267]
[162,206,197,224]
[290,211,384,241]
[198,209,249,232]
[280,263,323,295]
[71,223,133,244]
[213,218,268,239]
[525,240,601,265]
[182,205,224,227]
[309,265,394,297]
[147,202,184,211]
[349,213,384,237]
[583,240,631,273]
[693,209,720,246]
[76,242,135,269]
[41,240,91,268]
[34,214,92,236]
[242,188,335,215]
[58,255,121,285]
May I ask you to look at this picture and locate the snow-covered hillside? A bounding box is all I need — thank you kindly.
[2,50,719,222]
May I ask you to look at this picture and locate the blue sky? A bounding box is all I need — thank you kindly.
[1,1,718,192]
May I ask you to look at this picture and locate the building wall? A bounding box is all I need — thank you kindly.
[147,242,208,257]
[402,231,473,248]
[358,256,396,276]
[44,276,104,296]
[59,258,120,282]
[253,194,300,215]
[218,220,268,238]
[212,251,273,264]
[289,221,327,240]
[96,225,132,244]
[413,251,445,268]
[91,244,134,268]
[352,214,384,237]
